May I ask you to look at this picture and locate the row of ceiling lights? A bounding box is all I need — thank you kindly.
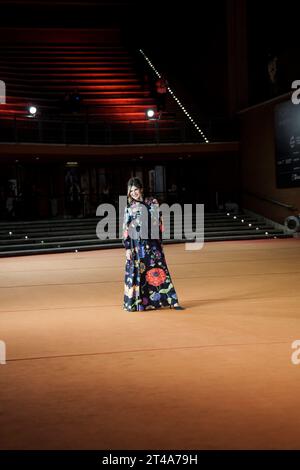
[140,49,209,143]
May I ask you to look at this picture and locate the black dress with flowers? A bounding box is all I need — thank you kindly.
[122,197,179,311]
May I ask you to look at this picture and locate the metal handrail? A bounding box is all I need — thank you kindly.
[0,111,239,145]
[243,190,298,211]
[0,112,206,145]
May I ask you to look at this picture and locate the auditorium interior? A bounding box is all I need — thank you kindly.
[1,0,300,453]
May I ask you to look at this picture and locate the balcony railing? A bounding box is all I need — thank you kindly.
[0,113,237,145]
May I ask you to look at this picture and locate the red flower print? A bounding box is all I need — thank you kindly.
[146,268,166,287]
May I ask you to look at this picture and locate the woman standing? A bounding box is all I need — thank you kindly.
[122,177,184,311]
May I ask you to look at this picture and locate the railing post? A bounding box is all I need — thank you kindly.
[14,114,18,143]
[208,119,213,141]
[154,119,160,143]
[85,113,89,145]
[129,121,133,144]
[105,122,112,144]
[180,122,186,142]
[62,119,66,143]
[38,119,43,143]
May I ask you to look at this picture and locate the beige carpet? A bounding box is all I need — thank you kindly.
[0,239,300,449]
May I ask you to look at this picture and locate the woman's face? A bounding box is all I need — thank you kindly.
[129,185,142,200]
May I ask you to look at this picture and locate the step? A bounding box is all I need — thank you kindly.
[0,220,280,235]
[4,78,140,85]
[0,46,128,52]
[6,97,155,106]
[0,227,283,245]
[0,52,132,58]
[0,72,137,78]
[0,52,132,59]
[0,66,136,72]
[0,234,290,258]
[7,84,143,91]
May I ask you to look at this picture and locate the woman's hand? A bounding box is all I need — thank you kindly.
[126,249,132,261]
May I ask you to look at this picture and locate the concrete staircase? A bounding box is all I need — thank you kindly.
[0,212,290,257]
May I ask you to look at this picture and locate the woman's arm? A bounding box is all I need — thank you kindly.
[122,206,132,250]
[159,205,164,242]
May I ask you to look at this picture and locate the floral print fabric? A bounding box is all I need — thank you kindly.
[123,197,179,311]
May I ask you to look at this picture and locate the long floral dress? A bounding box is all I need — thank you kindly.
[122,196,179,311]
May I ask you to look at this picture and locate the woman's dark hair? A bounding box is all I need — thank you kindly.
[127,177,144,203]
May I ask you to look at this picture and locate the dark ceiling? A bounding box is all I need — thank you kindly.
[0,0,139,27]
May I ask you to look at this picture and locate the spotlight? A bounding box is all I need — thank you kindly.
[28,105,37,116]
[146,108,155,120]
[284,215,300,232]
